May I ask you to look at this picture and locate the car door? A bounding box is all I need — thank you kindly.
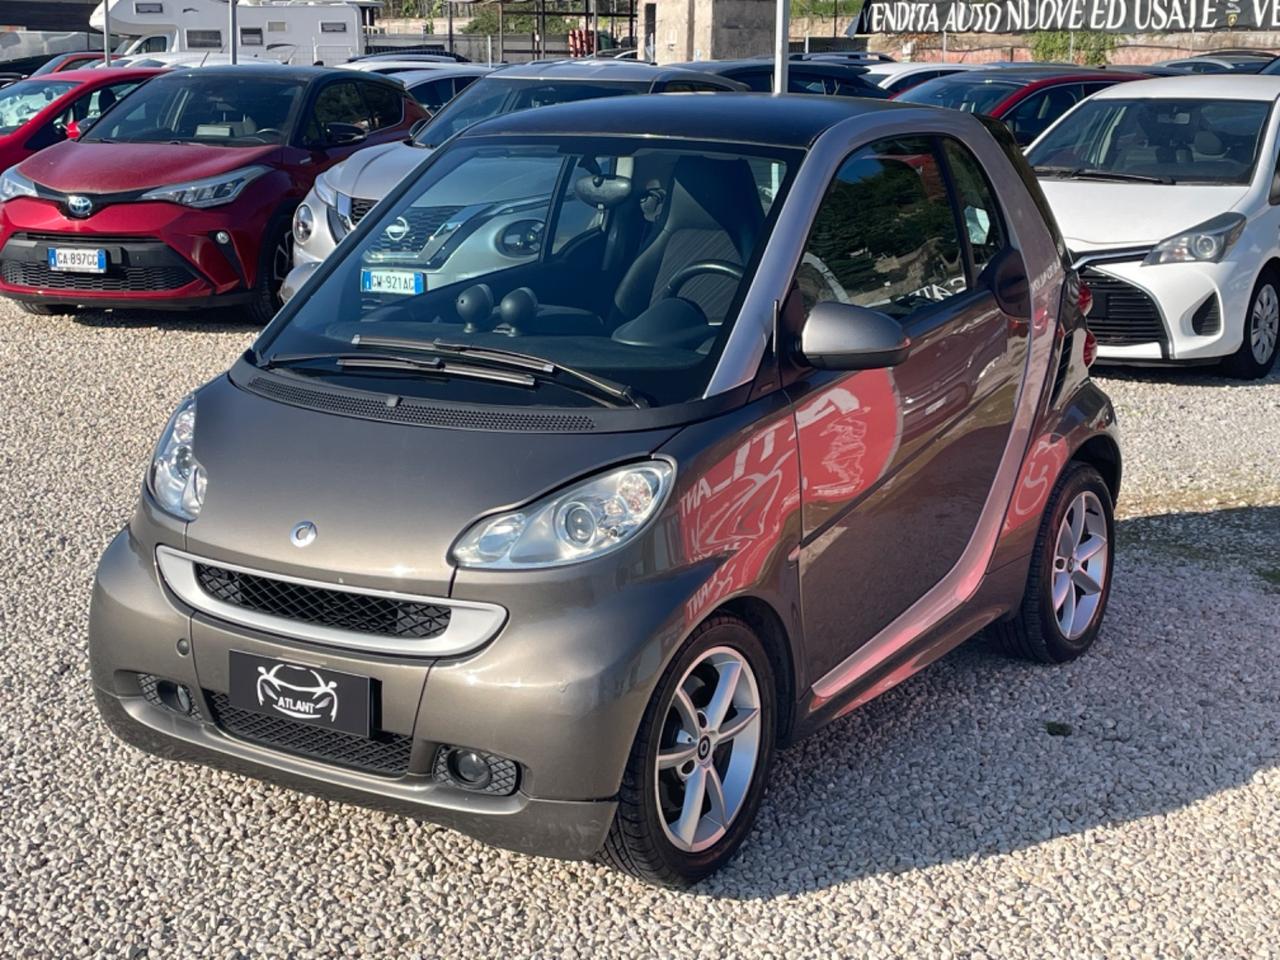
[788,134,1029,680]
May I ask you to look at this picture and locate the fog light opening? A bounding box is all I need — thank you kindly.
[156,679,195,716]
[448,749,493,791]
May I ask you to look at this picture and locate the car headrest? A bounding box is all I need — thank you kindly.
[574,174,632,209]
[1194,130,1226,156]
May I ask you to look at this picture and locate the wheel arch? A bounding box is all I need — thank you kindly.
[1070,433,1122,504]
[712,595,798,746]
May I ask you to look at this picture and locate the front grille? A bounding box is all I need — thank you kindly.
[1080,267,1167,347]
[2,259,193,292]
[206,691,413,776]
[246,375,599,432]
[194,563,451,640]
[365,204,464,256]
[1191,295,1221,335]
[348,196,377,224]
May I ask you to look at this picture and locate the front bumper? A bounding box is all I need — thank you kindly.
[0,195,266,309]
[88,509,697,859]
[1080,255,1252,363]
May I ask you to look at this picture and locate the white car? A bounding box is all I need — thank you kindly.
[858,61,980,95]
[1027,75,1280,378]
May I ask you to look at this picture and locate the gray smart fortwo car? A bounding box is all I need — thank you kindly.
[91,94,1121,887]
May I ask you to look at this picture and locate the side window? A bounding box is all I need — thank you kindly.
[797,136,966,319]
[361,82,403,130]
[942,139,1006,275]
[662,80,728,93]
[411,78,455,112]
[306,81,370,142]
[185,29,222,50]
[788,72,831,95]
[1006,85,1083,145]
[735,70,773,92]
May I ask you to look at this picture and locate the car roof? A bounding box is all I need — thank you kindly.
[393,66,494,85]
[459,91,924,147]
[1090,73,1280,99]
[861,62,979,76]
[35,66,166,84]
[676,58,868,77]
[162,63,391,84]
[488,59,725,84]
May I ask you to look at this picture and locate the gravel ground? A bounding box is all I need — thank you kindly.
[1,304,1278,959]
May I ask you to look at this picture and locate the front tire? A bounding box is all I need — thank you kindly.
[994,462,1115,663]
[600,615,776,887]
[1221,270,1279,380]
[245,217,294,327]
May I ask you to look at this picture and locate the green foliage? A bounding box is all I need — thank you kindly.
[791,0,866,19]
[1030,30,1116,66]
[463,5,575,35]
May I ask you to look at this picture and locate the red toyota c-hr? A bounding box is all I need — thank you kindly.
[0,65,426,322]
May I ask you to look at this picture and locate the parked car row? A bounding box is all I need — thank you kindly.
[1,52,1278,379]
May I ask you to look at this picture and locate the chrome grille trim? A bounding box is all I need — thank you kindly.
[155,546,506,657]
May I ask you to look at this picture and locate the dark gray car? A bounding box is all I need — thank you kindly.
[91,94,1121,887]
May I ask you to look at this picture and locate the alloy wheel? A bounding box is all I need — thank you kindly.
[1051,490,1109,640]
[654,646,762,853]
[1251,283,1279,366]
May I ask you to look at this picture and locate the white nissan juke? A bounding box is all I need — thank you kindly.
[1027,75,1280,379]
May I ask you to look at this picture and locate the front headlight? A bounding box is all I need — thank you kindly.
[0,166,37,202]
[293,203,315,244]
[313,168,339,208]
[452,461,674,569]
[140,165,269,209]
[1143,212,1246,265]
[149,396,206,521]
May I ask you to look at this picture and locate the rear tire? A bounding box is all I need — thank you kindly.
[245,217,294,328]
[1221,270,1279,380]
[600,614,776,888]
[16,302,74,317]
[993,462,1115,664]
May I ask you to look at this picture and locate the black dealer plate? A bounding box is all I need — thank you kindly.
[228,651,371,737]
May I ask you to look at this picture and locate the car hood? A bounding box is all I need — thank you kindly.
[183,373,677,596]
[19,141,279,194]
[328,139,431,201]
[1038,180,1251,250]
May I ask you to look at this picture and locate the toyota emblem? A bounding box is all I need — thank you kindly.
[290,521,318,548]
[67,195,93,218]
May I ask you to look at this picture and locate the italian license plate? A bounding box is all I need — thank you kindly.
[360,268,425,296]
[47,247,107,273]
[227,650,372,737]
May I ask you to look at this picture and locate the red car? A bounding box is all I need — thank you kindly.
[894,66,1149,146]
[0,65,427,322]
[0,68,161,172]
[31,52,113,75]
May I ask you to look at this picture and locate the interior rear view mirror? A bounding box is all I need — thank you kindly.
[798,301,910,370]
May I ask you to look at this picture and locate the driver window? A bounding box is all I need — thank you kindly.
[306,82,370,143]
[797,136,966,320]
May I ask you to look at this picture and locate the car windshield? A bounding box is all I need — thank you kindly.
[414,78,649,147]
[894,75,1020,113]
[259,135,796,408]
[1026,98,1271,185]
[82,73,305,145]
[0,79,76,134]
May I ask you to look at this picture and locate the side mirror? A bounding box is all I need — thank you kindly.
[1270,169,1280,205]
[324,121,367,147]
[65,118,82,139]
[280,261,319,304]
[798,301,911,370]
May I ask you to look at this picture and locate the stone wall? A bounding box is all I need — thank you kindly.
[655,0,776,63]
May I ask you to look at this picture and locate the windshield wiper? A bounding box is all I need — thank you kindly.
[1034,164,1173,184]
[259,350,537,386]
[351,334,650,408]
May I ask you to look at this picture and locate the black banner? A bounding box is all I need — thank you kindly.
[854,0,1268,33]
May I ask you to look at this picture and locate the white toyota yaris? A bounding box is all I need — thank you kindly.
[1027,75,1280,378]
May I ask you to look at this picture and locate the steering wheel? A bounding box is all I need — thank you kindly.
[660,259,744,300]
[248,128,282,141]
